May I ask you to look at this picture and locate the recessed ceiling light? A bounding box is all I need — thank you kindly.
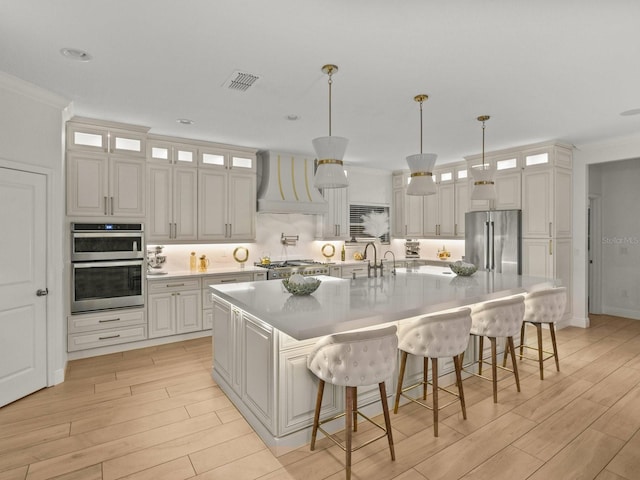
[176,118,194,125]
[60,48,92,62]
[620,108,640,116]
[286,114,300,121]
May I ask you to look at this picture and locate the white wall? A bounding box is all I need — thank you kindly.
[597,159,640,319]
[573,132,640,326]
[0,71,70,384]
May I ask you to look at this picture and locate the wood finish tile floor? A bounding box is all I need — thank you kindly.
[2,314,640,480]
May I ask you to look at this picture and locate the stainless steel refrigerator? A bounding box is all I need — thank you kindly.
[465,210,522,274]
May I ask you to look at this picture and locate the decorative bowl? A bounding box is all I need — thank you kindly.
[449,261,477,276]
[282,277,321,296]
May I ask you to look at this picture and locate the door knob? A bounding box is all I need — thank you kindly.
[36,288,49,296]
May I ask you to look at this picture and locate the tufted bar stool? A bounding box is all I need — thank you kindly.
[509,287,566,380]
[307,325,398,480]
[393,308,472,437]
[465,296,525,403]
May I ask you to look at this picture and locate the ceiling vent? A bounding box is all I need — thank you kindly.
[224,70,260,92]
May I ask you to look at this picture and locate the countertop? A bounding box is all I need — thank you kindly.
[209,266,556,341]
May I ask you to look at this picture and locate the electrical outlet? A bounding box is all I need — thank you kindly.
[620,246,628,255]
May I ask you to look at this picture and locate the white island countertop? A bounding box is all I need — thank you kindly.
[209,266,556,341]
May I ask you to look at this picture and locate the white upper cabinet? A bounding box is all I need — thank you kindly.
[521,146,572,238]
[146,164,198,242]
[392,166,467,239]
[198,146,257,241]
[66,119,148,217]
[466,153,522,212]
[317,187,349,240]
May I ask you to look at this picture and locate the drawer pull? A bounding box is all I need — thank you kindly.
[99,334,121,340]
[98,318,121,323]
[166,283,185,287]
[220,279,237,283]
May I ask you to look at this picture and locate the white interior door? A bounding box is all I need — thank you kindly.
[0,167,48,407]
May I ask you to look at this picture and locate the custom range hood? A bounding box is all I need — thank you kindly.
[257,151,328,214]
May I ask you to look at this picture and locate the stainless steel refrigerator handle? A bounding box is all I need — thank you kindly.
[484,221,490,269]
[490,221,495,270]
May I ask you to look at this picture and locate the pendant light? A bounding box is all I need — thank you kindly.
[470,115,497,201]
[313,64,349,189]
[406,94,437,196]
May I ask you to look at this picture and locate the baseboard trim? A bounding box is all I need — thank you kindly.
[602,306,640,320]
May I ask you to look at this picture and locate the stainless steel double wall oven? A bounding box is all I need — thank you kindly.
[71,223,145,313]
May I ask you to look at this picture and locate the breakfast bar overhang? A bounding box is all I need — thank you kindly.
[209,267,556,454]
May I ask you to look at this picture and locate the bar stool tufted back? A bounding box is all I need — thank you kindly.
[307,325,398,387]
[470,296,525,339]
[394,309,472,436]
[398,310,472,359]
[307,325,398,480]
[518,287,566,379]
[468,296,525,403]
[524,287,566,325]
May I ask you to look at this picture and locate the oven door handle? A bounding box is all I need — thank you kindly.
[72,260,144,268]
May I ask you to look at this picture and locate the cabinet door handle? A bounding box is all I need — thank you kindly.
[454,223,458,236]
[174,223,178,239]
[104,196,108,215]
[549,239,553,255]
[99,334,121,340]
[549,222,552,237]
[166,283,185,287]
[228,223,232,237]
[98,317,121,323]
[110,196,114,215]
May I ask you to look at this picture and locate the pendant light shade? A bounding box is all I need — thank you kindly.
[313,64,349,189]
[406,94,437,196]
[470,115,497,201]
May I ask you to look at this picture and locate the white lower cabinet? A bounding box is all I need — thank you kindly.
[203,272,263,330]
[211,297,397,439]
[67,308,147,352]
[242,315,276,432]
[148,278,202,338]
[522,237,572,318]
[278,342,343,435]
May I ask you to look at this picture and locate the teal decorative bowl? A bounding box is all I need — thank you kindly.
[282,278,321,296]
[449,261,477,276]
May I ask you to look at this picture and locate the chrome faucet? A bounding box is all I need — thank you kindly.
[384,250,396,275]
[363,242,383,277]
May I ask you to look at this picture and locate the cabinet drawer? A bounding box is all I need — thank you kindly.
[68,308,145,334]
[68,325,147,352]
[148,278,201,293]
[205,273,253,285]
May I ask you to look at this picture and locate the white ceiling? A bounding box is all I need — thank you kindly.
[2,0,640,170]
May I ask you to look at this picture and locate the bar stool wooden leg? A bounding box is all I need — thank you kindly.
[353,390,358,432]
[379,381,395,461]
[422,357,428,400]
[431,358,439,436]
[507,336,521,392]
[478,335,485,376]
[394,351,408,414]
[520,321,526,357]
[549,323,560,371]
[345,386,355,480]
[310,379,325,450]
[453,354,467,419]
[490,337,498,403]
[535,323,544,379]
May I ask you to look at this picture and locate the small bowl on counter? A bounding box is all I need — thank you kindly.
[282,275,322,296]
[449,261,478,276]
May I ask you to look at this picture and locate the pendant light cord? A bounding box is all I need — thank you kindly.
[419,99,423,155]
[328,71,333,136]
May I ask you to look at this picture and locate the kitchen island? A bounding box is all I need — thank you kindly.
[209,267,556,454]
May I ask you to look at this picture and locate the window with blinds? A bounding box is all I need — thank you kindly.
[349,205,390,244]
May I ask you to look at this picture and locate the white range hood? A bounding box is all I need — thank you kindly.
[257,151,328,214]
